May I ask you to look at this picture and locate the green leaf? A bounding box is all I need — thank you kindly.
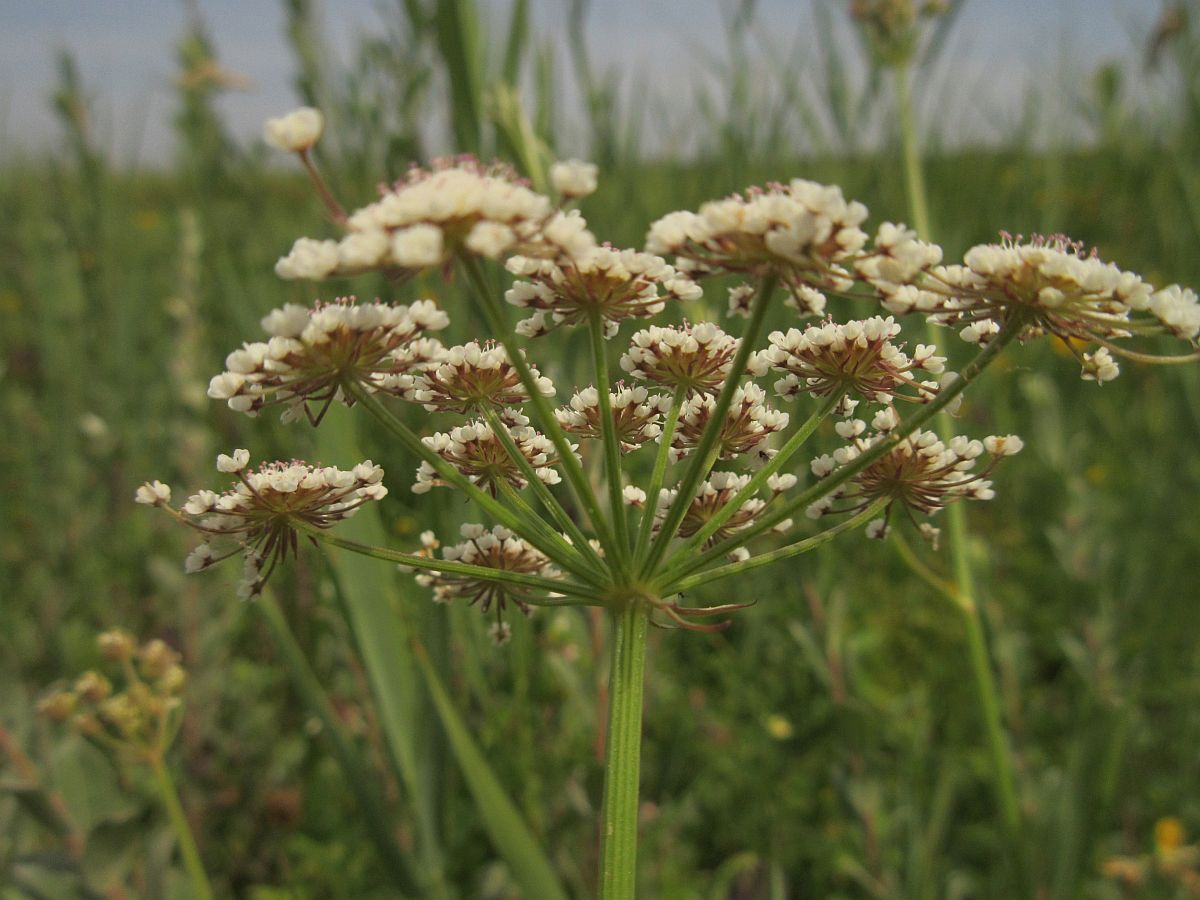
[413,642,569,900]
[313,405,446,895]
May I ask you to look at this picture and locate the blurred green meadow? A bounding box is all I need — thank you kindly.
[3,1,1200,897]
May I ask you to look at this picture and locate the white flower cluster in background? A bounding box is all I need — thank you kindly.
[555,385,671,452]
[413,420,568,496]
[759,316,944,404]
[263,107,324,152]
[414,524,562,644]
[207,297,449,423]
[506,245,702,338]
[621,322,759,395]
[138,453,387,599]
[395,340,554,415]
[275,156,596,280]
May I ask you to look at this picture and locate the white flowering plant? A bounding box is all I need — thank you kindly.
[137,111,1199,899]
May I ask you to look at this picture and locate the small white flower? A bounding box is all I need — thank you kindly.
[263,107,324,152]
[135,481,171,506]
[216,449,251,473]
[550,159,599,197]
[623,485,648,507]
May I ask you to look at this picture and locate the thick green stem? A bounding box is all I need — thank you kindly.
[895,61,1027,889]
[258,593,417,895]
[458,255,619,562]
[599,601,650,900]
[149,755,214,900]
[632,386,687,564]
[641,272,778,576]
[588,311,632,569]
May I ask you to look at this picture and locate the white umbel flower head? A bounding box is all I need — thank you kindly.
[395,341,554,415]
[277,157,596,281]
[263,107,324,153]
[555,385,671,452]
[808,423,1022,541]
[139,453,387,600]
[645,179,874,310]
[654,470,793,548]
[412,523,561,638]
[506,245,701,338]
[413,420,570,496]
[888,232,1200,380]
[672,383,789,462]
[621,321,758,396]
[759,316,943,404]
[208,297,449,424]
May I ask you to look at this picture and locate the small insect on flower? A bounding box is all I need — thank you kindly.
[413,524,563,644]
[137,451,388,600]
[207,297,449,425]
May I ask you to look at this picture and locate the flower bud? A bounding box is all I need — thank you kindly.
[263,107,324,153]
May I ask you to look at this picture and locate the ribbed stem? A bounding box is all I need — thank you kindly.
[599,601,650,900]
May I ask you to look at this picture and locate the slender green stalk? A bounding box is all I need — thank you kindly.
[588,311,633,566]
[662,317,1025,582]
[895,66,931,239]
[149,755,214,900]
[258,593,417,895]
[599,600,650,900]
[642,272,778,576]
[349,384,600,584]
[895,61,1027,888]
[494,479,608,583]
[480,405,609,581]
[297,524,605,602]
[458,255,621,564]
[632,386,687,563]
[663,499,887,595]
[660,392,841,576]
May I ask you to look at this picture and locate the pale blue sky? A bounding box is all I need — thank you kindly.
[0,0,1165,164]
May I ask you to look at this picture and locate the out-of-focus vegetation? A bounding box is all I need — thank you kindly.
[2,1,1200,897]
